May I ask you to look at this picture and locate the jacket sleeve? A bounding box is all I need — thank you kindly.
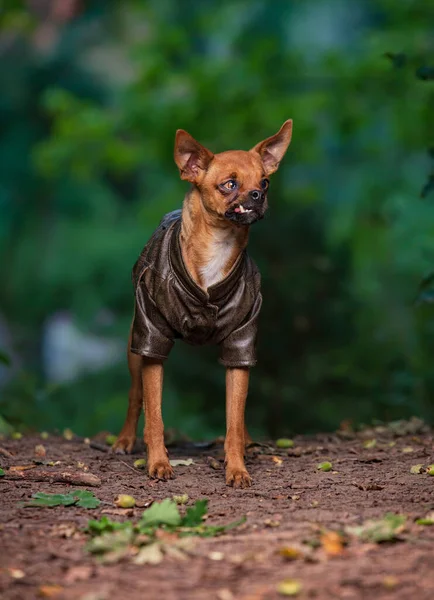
[130,277,175,361]
[219,292,262,368]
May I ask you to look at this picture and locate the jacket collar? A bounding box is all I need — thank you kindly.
[169,218,246,303]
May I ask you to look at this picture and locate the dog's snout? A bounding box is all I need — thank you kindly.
[249,189,264,202]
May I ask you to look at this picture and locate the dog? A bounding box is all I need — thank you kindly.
[113,120,293,488]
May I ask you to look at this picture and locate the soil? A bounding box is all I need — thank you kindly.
[1,424,434,600]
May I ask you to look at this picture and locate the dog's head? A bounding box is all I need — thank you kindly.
[174,120,292,226]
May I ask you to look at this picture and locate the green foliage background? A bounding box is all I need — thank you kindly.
[1,0,433,438]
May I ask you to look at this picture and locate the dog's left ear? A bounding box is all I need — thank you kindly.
[251,119,292,175]
[174,130,214,183]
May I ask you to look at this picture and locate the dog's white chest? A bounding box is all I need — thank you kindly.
[201,237,235,289]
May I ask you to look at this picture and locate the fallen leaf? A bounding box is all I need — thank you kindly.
[114,494,136,508]
[275,438,294,449]
[382,575,398,589]
[272,455,283,466]
[346,513,406,543]
[264,519,280,528]
[8,568,25,579]
[34,444,46,457]
[363,439,377,449]
[415,511,434,526]
[317,462,332,472]
[134,458,147,470]
[402,446,414,453]
[38,585,63,597]
[206,456,221,470]
[140,498,181,527]
[173,494,189,505]
[320,531,344,556]
[63,428,74,440]
[410,464,424,474]
[64,565,92,585]
[101,508,134,517]
[278,547,302,561]
[133,542,164,565]
[216,589,234,600]
[277,579,302,596]
[9,465,36,472]
[169,458,194,467]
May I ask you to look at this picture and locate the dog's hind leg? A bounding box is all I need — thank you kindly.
[113,326,142,454]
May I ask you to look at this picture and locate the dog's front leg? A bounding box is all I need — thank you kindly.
[225,367,252,488]
[142,357,173,480]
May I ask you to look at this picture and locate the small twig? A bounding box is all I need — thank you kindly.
[2,469,101,487]
[88,441,110,453]
[0,446,13,458]
[118,459,137,473]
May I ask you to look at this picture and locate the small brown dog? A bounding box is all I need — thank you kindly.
[113,120,293,487]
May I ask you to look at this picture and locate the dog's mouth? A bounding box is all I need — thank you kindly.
[224,199,266,225]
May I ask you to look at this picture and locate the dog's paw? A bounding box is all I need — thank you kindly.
[148,460,174,481]
[112,436,135,454]
[226,467,252,489]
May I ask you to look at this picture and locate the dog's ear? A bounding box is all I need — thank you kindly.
[174,130,214,183]
[251,120,292,175]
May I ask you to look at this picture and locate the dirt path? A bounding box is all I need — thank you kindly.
[1,423,434,599]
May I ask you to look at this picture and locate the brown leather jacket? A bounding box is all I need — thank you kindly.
[131,210,262,367]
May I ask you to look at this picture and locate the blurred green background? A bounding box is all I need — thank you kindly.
[1,0,434,440]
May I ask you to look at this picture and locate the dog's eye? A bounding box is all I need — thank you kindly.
[260,178,269,191]
[222,179,237,191]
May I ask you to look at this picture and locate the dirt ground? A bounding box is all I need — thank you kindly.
[1,422,434,600]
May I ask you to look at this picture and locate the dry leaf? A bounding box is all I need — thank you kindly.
[38,585,63,598]
[272,455,283,466]
[64,565,92,585]
[34,444,46,457]
[363,439,377,449]
[382,576,398,589]
[206,456,221,470]
[320,531,344,556]
[169,458,194,467]
[9,465,37,472]
[410,464,424,474]
[277,579,302,596]
[278,546,302,561]
[133,543,164,565]
[8,568,25,579]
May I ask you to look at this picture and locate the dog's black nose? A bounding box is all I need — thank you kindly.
[249,190,264,202]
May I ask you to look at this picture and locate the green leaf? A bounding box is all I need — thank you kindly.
[71,490,101,507]
[87,515,131,535]
[181,499,208,527]
[0,468,4,477]
[24,490,100,508]
[347,513,406,543]
[26,492,76,507]
[140,499,181,527]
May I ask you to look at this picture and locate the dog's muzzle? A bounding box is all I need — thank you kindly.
[224,189,268,225]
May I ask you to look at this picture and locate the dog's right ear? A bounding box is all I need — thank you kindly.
[174,130,214,183]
